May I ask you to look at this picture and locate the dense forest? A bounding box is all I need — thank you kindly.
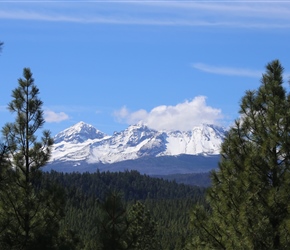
[157,172,211,187]
[40,170,207,249]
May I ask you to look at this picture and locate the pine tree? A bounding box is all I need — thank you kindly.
[97,192,159,250]
[125,201,159,250]
[98,191,129,250]
[0,68,63,249]
[188,60,290,249]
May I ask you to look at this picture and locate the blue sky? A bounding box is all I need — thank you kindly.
[1,0,290,136]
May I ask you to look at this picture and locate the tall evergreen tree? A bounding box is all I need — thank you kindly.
[97,192,159,250]
[0,68,63,249]
[126,201,159,250]
[98,191,129,250]
[188,60,290,249]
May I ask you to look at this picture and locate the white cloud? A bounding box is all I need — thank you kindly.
[192,63,262,78]
[113,96,223,131]
[1,2,290,29]
[44,110,69,123]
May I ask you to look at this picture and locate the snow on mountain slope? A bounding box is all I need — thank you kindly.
[87,124,163,164]
[50,122,226,165]
[54,121,107,144]
[163,124,225,155]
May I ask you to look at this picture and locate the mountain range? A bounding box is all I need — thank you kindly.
[45,121,226,175]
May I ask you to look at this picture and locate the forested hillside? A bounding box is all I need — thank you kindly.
[40,170,207,250]
[156,172,212,187]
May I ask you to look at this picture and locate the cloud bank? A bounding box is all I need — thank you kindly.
[44,110,69,123]
[113,96,223,131]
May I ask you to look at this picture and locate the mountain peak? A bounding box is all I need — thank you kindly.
[71,121,94,132]
[54,122,106,144]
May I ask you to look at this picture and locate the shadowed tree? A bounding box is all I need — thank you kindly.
[97,191,158,250]
[125,201,159,250]
[188,60,290,249]
[98,191,129,250]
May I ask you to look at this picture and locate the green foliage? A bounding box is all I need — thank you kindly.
[95,191,159,250]
[97,191,129,250]
[0,68,65,249]
[188,60,290,249]
[40,170,206,249]
[0,143,8,182]
[126,201,159,250]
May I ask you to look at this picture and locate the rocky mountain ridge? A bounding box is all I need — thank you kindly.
[50,121,225,163]
[46,121,225,174]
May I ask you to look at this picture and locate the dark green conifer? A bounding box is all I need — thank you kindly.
[188,60,290,249]
[126,201,158,250]
[0,68,63,249]
[97,192,159,250]
[98,191,129,250]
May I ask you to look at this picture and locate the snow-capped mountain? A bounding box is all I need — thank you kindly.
[54,121,106,144]
[49,121,226,171]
